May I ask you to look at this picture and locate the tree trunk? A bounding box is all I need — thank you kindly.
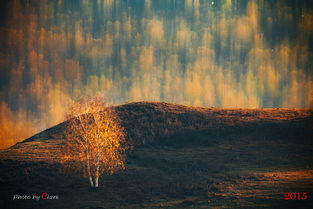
[94,150,100,188]
[86,151,94,188]
[95,164,100,188]
[95,176,99,188]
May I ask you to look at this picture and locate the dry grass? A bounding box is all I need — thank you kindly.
[209,170,313,198]
[0,102,312,209]
[1,101,311,162]
[114,102,312,145]
[207,170,313,208]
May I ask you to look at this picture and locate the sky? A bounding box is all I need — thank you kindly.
[0,0,313,148]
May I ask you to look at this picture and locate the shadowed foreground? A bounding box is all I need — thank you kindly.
[0,102,312,209]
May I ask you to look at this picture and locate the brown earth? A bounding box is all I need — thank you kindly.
[0,102,312,209]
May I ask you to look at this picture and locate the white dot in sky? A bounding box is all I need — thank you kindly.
[211,1,214,5]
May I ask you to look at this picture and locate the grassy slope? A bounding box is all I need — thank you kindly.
[0,102,312,209]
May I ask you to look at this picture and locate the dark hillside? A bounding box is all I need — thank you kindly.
[115,102,312,145]
[1,102,312,162]
[0,102,312,209]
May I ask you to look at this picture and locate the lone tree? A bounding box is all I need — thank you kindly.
[61,95,127,188]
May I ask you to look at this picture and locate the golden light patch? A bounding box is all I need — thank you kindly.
[149,19,164,42]
[234,18,253,42]
[139,46,154,71]
[0,102,36,149]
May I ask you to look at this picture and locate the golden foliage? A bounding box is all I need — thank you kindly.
[60,95,127,187]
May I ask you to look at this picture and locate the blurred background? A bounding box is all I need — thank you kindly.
[0,0,312,148]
